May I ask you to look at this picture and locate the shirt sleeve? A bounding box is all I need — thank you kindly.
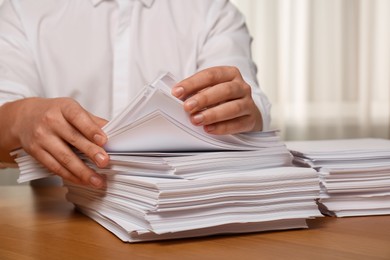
[0,0,42,106]
[196,0,272,130]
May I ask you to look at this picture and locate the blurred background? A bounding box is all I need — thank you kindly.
[231,0,390,141]
[1,0,389,184]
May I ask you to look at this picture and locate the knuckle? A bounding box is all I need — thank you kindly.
[22,129,46,154]
[30,124,46,141]
[46,162,63,176]
[41,109,60,126]
[240,116,253,132]
[83,124,97,134]
[79,168,93,183]
[242,83,252,95]
[240,115,255,132]
[218,123,229,134]
[209,123,227,135]
[197,93,209,108]
[58,152,72,167]
[64,109,80,123]
[24,142,40,155]
[221,123,239,135]
[232,102,244,116]
[203,110,217,124]
[61,98,82,119]
[84,143,99,158]
[67,128,81,145]
[223,83,235,97]
[205,67,223,82]
[205,69,216,82]
[61,97,78,107]
[228,66,240,76]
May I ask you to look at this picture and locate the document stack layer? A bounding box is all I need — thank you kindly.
[287,138,390,217]
[14,73,322,242]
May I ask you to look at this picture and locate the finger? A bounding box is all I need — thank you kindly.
[27,124,107,188]
[40,136,106,188]
[89,112,109,129]
[183,81,251,114]
[204,115,257,135]
[172,66,241,99]
[32,148,84,185]
[190,98,253,127]
[60,99,107,146]
[52,121,109,168]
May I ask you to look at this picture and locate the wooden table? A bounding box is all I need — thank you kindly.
[0,185,389,260]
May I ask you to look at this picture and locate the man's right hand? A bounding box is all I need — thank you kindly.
[0,97,109,188]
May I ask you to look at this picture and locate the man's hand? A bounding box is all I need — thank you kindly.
[171,66,263,134]
[0,97,109,188]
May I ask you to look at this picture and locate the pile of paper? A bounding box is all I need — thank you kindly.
[65,166,320,242]
[14,73,322,242]
[286,138,390,217]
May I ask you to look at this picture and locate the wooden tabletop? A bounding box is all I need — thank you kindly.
[0,185,389,260]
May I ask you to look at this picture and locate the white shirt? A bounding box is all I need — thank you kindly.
[0,0,271,129]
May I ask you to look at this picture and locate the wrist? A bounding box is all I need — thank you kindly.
[0,100,24,157]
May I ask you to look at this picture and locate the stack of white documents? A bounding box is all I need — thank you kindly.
[14,73,322,242]
[65,166,320,242]
[286,138,390,217]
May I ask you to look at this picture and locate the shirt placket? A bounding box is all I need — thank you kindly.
[112,0,133,118]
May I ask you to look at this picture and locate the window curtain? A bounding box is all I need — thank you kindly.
[231,0,390,140]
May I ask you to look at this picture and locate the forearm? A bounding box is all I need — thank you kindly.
[0,100,23,163]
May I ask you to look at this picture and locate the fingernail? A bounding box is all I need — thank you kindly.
[193,113,204,124]
[93,134,106,146]
[89,175,103,188]
[185,99,198,111]
[172,86,184,97]
[94,152,106,166]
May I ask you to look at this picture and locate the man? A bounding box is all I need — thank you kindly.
[0,0,271,188]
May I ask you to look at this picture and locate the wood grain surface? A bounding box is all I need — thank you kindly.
[0,186,389,260]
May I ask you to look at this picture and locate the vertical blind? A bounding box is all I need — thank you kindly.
[231,0,390,140]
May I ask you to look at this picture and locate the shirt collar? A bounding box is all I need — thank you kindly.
[89,0,154,8]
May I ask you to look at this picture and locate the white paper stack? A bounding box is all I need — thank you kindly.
[286,138,390,217]
[65,166,320,242]
[14,73,322,242]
